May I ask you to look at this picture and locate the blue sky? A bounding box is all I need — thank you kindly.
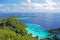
[0,0,60,12]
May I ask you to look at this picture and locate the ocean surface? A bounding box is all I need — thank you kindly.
[16,17,48,39]
[0,12,60,29]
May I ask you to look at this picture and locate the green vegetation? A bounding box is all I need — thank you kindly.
[47,28,60,35]
[0,16,60,40]
[0,16,38,40]
[47,28,60,40]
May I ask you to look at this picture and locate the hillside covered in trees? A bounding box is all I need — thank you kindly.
[0,16,60,40]
[0,16,38,40]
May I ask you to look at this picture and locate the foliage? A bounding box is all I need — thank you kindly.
[0,16,38,40]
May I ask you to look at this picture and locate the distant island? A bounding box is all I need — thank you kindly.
[0,16,60,40]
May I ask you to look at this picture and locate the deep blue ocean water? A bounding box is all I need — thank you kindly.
[0,12,60,29]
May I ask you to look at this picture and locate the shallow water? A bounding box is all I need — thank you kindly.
[17,17,48,39]
[25,23,48,39]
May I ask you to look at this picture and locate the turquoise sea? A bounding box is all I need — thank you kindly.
[16,17,60,40]
[16,17,48,39]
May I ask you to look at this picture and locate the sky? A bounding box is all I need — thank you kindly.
[0,0,60,13]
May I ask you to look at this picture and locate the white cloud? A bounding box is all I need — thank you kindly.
[27,0,31,3]
[46,0,56,6]
[0,0,60,12]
